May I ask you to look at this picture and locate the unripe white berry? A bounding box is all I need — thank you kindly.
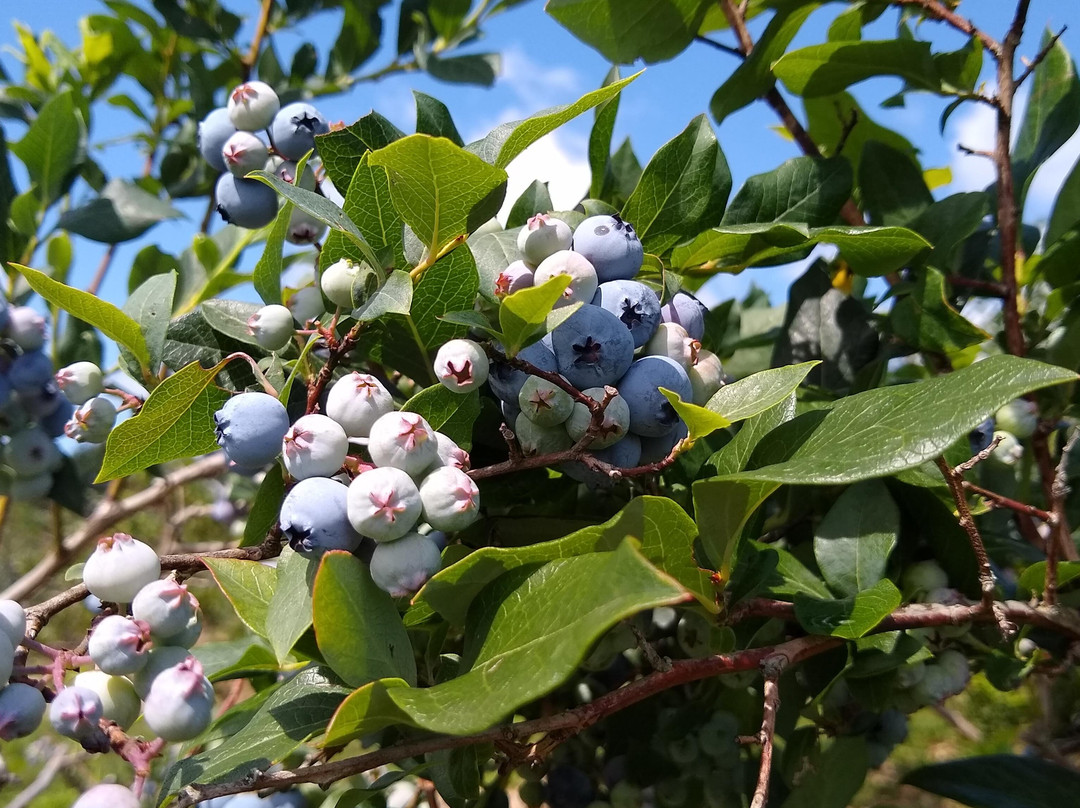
[72,783,141,808]
[132,578,199,640]
[325,372,395,438]
[518,376,574,427]
[433,339,489,393]
[688,350,724,406]
[247,305,295,351]
[64,396,118,443]
[82,533,161,604]
[287,285,326,326]
[347,466,423,542]
[73,670,141,729]
[320,258,363,308]
[88,615,151,675]
[533,250,598,308]
[142,656,215,741]
[645,322,699,369]
[221,131,269,178]
[517,213,573,266]
[55,362,104,405]
[0,599,26,648]
[367,411,439,477]
[418,466,480,532]
[227,81,280,131]
[282,414,350,479]
[433,432,470,471]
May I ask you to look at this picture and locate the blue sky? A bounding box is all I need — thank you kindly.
[2,0,1079,312]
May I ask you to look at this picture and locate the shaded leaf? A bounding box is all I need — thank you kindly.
[903,754,1080,808]
[794,579,901,638]
[813,480,899,597]
[202,557,277,639]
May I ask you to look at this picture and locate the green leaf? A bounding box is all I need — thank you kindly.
[909,192,990,270]
[1017,561,1080,595]
[418,496,713,625]
[621,114,731,254]
[265,548,317,663]
[710,2,821,122]
[202,557,277,639]
[693,478,780,580]
[507,180,553,229]
[413,90,464,146]
[734,355,1077,485]
[324,678,411,748]
[903,754,1080,808]
[200,299,263,347]
[158,666,350,799]
[1047,155,1080,246]
[773,39,940,97]
[10,89,85,204]
[390,540,688,735]
[804,91,918,165]
[95,359,230,482]
[353,271,413,322]
[313,551,417,687]
[315,112,405,192]
[1013,31,1080,210]
[368,135,507,259]
[194,639,280,682]
[122,271,176,374]
[794,578,901,638]
[252,198,293,306]
[402,385,481,450]
[421,52,501,86]
[470,228,520,303]
[241,463,285,548]
[12,263,151,371]
[780,736,869,808]
[708,393,796,477]
[322,152,406,273]
[892,267,990,354]
[934,36,983,93]
[813,481,898,597]
[660,388,730,442]
[546,0,711,64]
[721,157,852,227]
[707,361,818,422]
[468,72,641,169]
[588,66,622,199]
[858,141,933,227]
[57,179,180,243]
[499,275,573,355]
[411,245,481,348]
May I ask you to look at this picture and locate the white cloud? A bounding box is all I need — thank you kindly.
[499,46,580,109]
[497,129,591,223]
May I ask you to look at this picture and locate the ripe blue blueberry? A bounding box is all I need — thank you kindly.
[7,306,47,351]
[619,355,693,437]
[487,338,558,403]
[968,417,995,456]
[64,396,118,443]
[518,376,574,427]
[550,305,635,390]
[49,685,104,741]
[367,411,439,477]
[517,213,573,266]
[0,682,46,740]
[9,471,53,501]
[88,615,150,675]
[326,372,395,438]
[660,291,707,341]
[495,260,534,298]
[130,646,192,698]
[591,280,661,349]
[247,304,296,351]
[5,426,62,477]
[369,531,442,597]
[347,466,423,542]
[82,533,162,604]
[565,387,631,449]
[271,101,330,160]
[132,578,199,640]
[434,339,489,393]
[280,477,363,556]
[572,215,643,282]
[283,414,350,479]
[9,350,54,393]
[564,434,642,487]
[215,174,278,230]
[142,656,215,741]
[638,422,687,465]
[197,107,237,172]
[72,783,141,808]
[534,250,598,308]
[514,412,573,456]
[215,392,291,469]
[55,362,104,405]
[418,466,480,532]
[222,131,269,178]
[227,81,280,131]
[72,670,140,730]
[0,599,26,647]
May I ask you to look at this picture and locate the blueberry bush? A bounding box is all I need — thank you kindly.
[2,1,1080,807]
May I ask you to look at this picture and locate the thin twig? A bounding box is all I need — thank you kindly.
[891,0,1001,55]
[1045,428,1079,605]
[7,747,82,808]
[241,0,275,81]
[962,480,1053,522]
[946,275,1007,297]
[694,35,743,58]
[750,657,785,808]
[87,245,117,296]
[306,321,363,413]
[1016,26,1068,87]
[955,435,1005,474]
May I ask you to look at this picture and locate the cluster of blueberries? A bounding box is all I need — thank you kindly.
[214,375,478,597]
[197,80,331,241]
[0,293,119,500]
[485,213,723,480]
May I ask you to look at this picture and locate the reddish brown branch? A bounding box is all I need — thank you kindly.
[892,0,1001,55]
[1016,26,1068,87]
[946,275,1007,297]
[306,321,364,413]
[963,480,1053,522]
[750,659,785,808]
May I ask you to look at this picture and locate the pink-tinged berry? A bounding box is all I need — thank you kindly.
[142,657,215,741]
[247,304,295,351]
[55,362,104,405]
[325,372,394,438]
[517,213,573,266]
[282,414,350,479]
[87,615,151,675]
[72,783,141,808]
[495,260,534,298]
[367,411,439,476]
[645,322,699,369]
[346,466,423,542]
[227,81,280,131]
[221,131,269,178]
[72,671,140,730]
[433,432,470,471]
[533,250,598,307]
[49,685,104,742]
[369,532,442,597]
[132,578,199,640]
[64,396,117,444]
[82,533,161,604]
[433,339,489,394]
[418,466,480,532]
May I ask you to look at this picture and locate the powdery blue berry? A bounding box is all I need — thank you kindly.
[518,376,574,427]
[9,350,54,393]
[64,396,117,443]
[228,81,280,131]
[418,466,480,532]
[534,250,598,308]
[271,102,330,160]
[591,280,661,349]
[565,387,630,449]
[688,350,724,406]
[280,477,363,556]
[88,615,150,675]
[326,372,395,438]
[0,682,46,740]
[283,414,350,479]
[571,214,644,282]
[9,471,53,500]
[5,426,62,477]
[222,131,269,178]
[638,422,687,465]
[495,260,534,298]
[660,291,707,341]
[0,632,13,686]
[165,611,203,648]
[72,783,141,808]
[645,322,699,369]
[488,338,558,403]
[72,670,140,730]
[369,531,443,597]
[550,305,635,390]
[434,339,489,393]
[56,362,104,405]
[130,646,192,698]
[49,685,104,741]
[198,107,237,172]
[6,306,47,351]
[132,579,199,639]
[619,355,693,437]
[566,434,642,488]
[142,656,215,741]
[247,304,295,351]
[367,411,439,477]
[517,213,573,266]
[215,174,278,230]
[82,533,162,604]
[0,599,25,648]
[347,466,423,542]
[215,392,291,469]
